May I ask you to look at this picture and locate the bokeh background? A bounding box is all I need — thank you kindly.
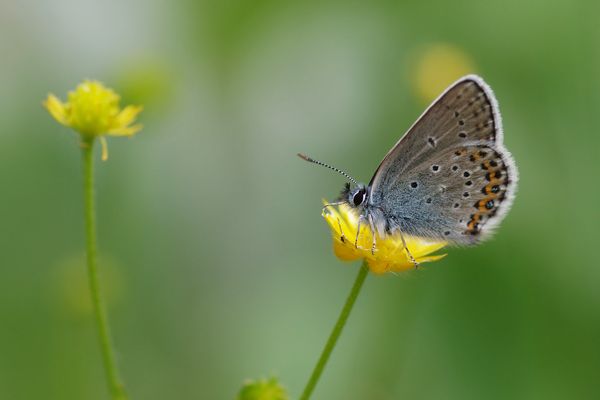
[1,0,599,399]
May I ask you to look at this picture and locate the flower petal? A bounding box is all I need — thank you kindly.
[113,105,143,127]
[43,94,68,126]
[108,123,143,137]
[415,254,447,264]
[366,259,395,275]
[332,237,362,261]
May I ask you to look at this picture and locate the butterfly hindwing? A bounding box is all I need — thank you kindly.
[370,144,516,244]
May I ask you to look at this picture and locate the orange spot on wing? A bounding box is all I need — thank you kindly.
[467,213,481,232]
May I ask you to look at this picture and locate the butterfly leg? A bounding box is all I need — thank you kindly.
[322,201,346,214]
[368,214,377,255]
[398,229,419,268]
[354,215,365,249]
[336,217,347,243]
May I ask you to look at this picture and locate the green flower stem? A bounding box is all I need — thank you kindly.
[299,262,369,400]
[81,138,128,400]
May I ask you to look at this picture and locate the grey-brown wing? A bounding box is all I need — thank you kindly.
[369,143,517,244]
[367,75,518,244]
[369,75,502,195]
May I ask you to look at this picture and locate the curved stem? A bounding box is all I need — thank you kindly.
[81,139,128,400]
[299,262,369,400]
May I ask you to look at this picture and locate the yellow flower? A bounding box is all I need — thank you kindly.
[322,202,447,274]
[44,80,143,160]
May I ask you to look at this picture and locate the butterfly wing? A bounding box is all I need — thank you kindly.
[368,75,518,244]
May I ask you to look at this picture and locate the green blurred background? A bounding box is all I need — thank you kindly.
[1,0,599,399]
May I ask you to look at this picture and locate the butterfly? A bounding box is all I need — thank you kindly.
[299,75,518,265]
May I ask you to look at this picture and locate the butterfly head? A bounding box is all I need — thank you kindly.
[340,182,369,208]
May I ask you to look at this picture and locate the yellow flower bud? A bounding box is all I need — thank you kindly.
[237,377,289,400]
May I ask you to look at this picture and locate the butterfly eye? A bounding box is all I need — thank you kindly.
[353,189,366,206]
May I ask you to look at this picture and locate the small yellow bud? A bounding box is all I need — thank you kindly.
[237,377,289,400]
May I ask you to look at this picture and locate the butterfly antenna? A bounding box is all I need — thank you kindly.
[297,153,359,186]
